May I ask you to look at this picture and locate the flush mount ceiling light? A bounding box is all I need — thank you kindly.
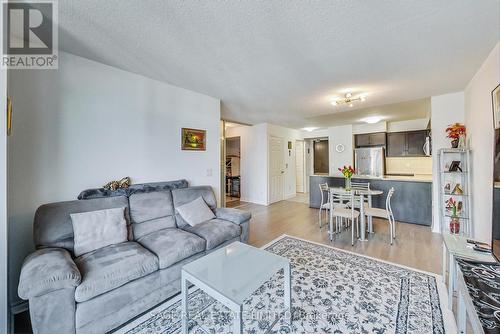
[331,92,367,108]
[363,116,382,124]
[302,127,318,132]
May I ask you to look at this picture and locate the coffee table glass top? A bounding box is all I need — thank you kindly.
[182,242,288,305]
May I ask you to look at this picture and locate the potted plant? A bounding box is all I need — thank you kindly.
[445,123,466,148]
[446,197,460,234]
[338,165,355,190]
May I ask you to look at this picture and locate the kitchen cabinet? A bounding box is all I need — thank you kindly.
[387,130,429,157]
[355,132,386,147]
[407,131,428,156]
[386,132,406,156]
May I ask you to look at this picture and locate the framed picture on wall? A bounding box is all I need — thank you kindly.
[493,84,500,129]
[181,128,206,151]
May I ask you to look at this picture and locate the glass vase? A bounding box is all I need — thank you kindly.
[458,134,466,149]
[345,177,352,191]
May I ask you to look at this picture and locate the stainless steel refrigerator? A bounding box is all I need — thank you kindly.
[354,147,385,177]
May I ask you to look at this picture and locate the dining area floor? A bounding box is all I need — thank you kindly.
[237,196,443,274]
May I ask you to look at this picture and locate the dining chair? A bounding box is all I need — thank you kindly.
[318,183,330,228]
[329,190,360,245]
[319,183,347,228]
[364,187,396,245]
[347,182,370,209]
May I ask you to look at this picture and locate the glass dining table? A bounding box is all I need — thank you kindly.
[329,187,384,241]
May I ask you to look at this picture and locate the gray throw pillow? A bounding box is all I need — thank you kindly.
[176,196,216,226]
[70,207,128,257]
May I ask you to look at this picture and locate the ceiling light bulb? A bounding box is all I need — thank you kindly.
[302,127,318,132]
[360,96,366,102]
[349,103,354,107]
[345,93,352,98]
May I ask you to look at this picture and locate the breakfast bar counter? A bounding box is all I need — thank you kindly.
[309,175,432,226]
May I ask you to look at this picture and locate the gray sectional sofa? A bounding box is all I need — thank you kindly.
[18,180,251,334]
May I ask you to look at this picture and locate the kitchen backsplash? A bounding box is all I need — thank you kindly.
[385,156,432,175]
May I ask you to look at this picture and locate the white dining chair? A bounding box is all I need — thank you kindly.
[329,191,360,245]
[347,181,370,209]
[318,183,330,228]
[364,187,396,245]
[319,183,347,228]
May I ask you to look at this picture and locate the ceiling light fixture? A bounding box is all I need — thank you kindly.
[302,127,318,132]
[331,92,367,107]
[363,116,382,124]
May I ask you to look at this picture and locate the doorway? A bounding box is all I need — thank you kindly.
[314,139,329,174]
[225,136,241,207]
[269,136,284,204]
[295,140,305,193]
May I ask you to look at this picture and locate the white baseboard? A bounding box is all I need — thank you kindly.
[239,197,268,206]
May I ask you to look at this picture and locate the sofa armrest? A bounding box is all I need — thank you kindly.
[215,208,251,225]
[18,248,81,300]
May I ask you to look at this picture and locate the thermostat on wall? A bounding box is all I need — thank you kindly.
[335,144,345,153]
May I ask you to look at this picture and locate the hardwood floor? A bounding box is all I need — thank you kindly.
[236,197,443,274]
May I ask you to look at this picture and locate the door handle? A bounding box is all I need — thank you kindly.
[280,171,284,174]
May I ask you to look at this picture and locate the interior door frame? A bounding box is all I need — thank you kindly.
[0,18,8,332]
[295,139,306,193]
[268,135,284,204]
[313,139,329,174]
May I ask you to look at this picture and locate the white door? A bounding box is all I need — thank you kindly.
[295,140,305,193]
[269,136,284,204]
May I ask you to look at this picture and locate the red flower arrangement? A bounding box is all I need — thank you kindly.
[445,123,466,140]
[338,165,355,178]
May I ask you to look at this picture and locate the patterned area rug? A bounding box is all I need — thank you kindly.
[114,235,453,334]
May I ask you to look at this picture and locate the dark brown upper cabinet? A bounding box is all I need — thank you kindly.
[354,132,386,148]
[387,130,429,157]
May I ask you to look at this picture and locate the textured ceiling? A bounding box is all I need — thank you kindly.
[58,0,499,128]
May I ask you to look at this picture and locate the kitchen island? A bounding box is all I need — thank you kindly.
[309,175,432,226]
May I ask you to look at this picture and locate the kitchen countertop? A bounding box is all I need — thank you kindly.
[311,174,432,183]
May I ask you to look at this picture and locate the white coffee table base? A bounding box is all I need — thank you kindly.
[181,262,292,334]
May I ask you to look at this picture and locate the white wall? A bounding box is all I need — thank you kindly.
[465,42,500,242]
[328,125,354,175]
[226,124,268,205]
[8,52,221,305]
[430,92,465,233]
[352,122,387,134]
[387,118,429,132]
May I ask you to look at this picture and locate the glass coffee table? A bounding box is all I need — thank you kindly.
[181,241,292,334]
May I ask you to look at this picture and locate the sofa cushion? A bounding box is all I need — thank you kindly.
[77,179,189,199]
[34,196,129,252]
[74,242,158,302]
[183,219,241,250]
[137,228,205,269]
[129,191,176,239]
[71,207,128,257]
[18,248,81,299]
[172,186,217,228]
[176,197,215,227]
